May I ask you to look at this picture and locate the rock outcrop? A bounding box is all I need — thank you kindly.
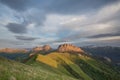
[32,46,43,52]
[32,45,51,52]
[43,45,51,51]
[58,44,84,53]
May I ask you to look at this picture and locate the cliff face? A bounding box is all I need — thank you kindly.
[57,44,84,53]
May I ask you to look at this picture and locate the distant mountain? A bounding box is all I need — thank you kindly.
[81,46,120,64]
[0,48,30,61]
[0,48,28,54]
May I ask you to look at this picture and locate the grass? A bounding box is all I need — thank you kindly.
[0,56,77,80]
[74,55,120,80]
[36,52,120,80]
[0,51,119,80]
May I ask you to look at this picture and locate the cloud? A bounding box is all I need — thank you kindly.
[23,8,46,26]
[0,38,40,48]
[0,0,29,11]
[0,0,120,48]
[88,32,120,38]
[34,0,120,45]
[58,1,120,39]
[46,0,118,14]
[15,35,39,41]
[6,23,27,34]
[0,39,22,48]
[74,37,120,47]
[1,0,119,29]
[1,0,119,32]
[0,0,118,13]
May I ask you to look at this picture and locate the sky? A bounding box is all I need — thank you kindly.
[0,0,120,48]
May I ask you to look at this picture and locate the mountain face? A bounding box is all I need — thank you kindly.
[0,44,120,80]
[58,44,84,53]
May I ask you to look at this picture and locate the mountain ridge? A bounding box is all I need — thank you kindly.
[0,44,120,80]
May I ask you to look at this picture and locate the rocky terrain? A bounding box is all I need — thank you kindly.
[58,44,84,53]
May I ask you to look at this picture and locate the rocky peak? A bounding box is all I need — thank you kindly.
[43,45,51,51]
[58,44,84,53]
[33,46,43,52]
[32,45,51,52]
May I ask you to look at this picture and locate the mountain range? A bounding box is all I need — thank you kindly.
[82,46,120,65]
[0,44,120,80]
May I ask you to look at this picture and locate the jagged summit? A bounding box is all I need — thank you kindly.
[57,44,84,53]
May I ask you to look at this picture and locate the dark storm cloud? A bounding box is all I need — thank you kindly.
[1,0,119,30]
[58,28,120,41]
[47,0,118,14]
[88,32,120,38]
[24,10,46,26]
[74,38,120,47]
[65,31,120,41]
[0,0,118,13]
[6,23,27,34]
[15,35,39,41]
[0,0,29,11]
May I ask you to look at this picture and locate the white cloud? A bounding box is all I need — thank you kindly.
[95,2,120,21]
[59,15,86,25]
[59,1,120,37]
[25,1,120,47]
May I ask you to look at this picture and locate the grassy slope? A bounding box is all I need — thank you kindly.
[0,51,119,80]
[74,55,120,80]
[0,56,77,80]
[36,52,92,80]
[36,52,120,80]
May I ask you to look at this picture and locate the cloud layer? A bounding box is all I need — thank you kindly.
[0,0,120,48]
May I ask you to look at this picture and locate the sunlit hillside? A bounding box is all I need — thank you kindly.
[36,52,120,80]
